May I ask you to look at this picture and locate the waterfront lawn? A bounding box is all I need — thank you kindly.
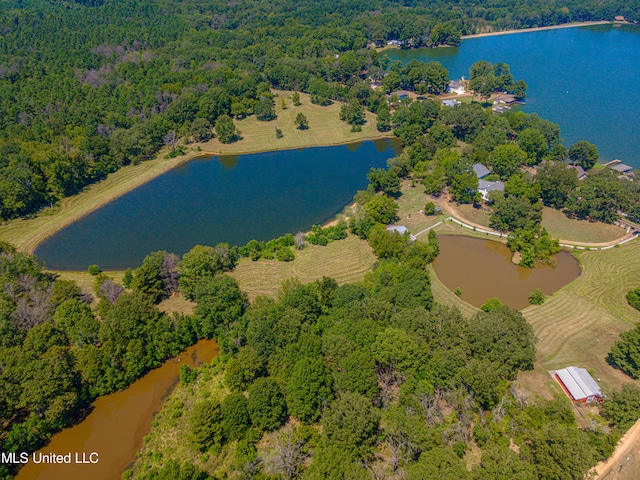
[541,206,626,244]
[520,240,640,396]
[199,91,385,155]
[230,234,377,300]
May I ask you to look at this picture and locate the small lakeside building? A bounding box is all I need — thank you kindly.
[554,366,603,404]
[447,79,466,95]
[567,164,587,181]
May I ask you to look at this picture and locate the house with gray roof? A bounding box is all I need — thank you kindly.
[567,164,587,180]
[477,179,504,201]
[554,366,603,403]
[473,163,491,179]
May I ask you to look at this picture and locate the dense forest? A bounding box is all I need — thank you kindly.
[0,0,639,220]
[117,229,638,479]
[3,225,639,479]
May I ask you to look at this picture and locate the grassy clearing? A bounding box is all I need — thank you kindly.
[396,181,446,234]
[541,207,626,244]
[0,90,388,255]
[199,91,387,155]
[427,262,479,318]
[519,240,640,396]
[453,203,492,227]
[230,235,377,300]
[50,270,125,307]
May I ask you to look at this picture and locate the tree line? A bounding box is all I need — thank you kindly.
[1,0,638,220]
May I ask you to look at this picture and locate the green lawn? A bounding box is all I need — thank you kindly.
[231,234,377,300]
[395,181,446,234]
[541,206,626,244]
[199,91,388,156]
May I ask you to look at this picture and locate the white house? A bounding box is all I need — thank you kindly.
[447,80,466,95]
[477,179,504,201]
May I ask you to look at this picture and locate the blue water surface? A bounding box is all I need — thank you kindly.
[35,139,400,270]
[388,24,640,166]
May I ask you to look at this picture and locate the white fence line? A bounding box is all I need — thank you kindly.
[413,216,639,251]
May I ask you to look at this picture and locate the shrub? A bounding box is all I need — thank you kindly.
[88,264,101,275]
[424,201,436,215]
[529,288,545,305]
[276,247,295,262]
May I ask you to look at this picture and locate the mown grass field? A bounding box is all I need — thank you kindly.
[519,240,640,396]
[200,91,387,155]
[0,90,387,255]
[541,206,626,244]
[230,234,378,300]
[396,181,446,234]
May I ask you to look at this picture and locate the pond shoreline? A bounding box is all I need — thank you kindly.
[0,132,391,257]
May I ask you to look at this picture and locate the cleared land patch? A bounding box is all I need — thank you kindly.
[199,91,387,155]
[231,234,377,300]
[520,240,640,395]
[396,182,447,233]
[541,206,626,244]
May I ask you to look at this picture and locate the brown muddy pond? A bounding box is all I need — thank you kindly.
[16,339,219,480]
[432,235,580,309]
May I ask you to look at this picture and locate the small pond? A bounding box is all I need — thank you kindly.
[35,139,401,270]
[432,235,580,309]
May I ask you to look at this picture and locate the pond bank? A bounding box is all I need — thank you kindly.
[15,339,219,480]
[0,91,390,256]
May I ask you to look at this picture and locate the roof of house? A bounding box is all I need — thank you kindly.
[386,225,408,235]
[609,163,633,173]
[473,163,491,178]
[477,179,505,192]
[567,164,587,179]
[555,366,602,400]
[615,15,625,21]
[442,99,459,107]
[494,94,517,104]
[448,80,462,88]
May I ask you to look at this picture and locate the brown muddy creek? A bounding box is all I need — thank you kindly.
[16,339,219,480]
[432,235,580,309]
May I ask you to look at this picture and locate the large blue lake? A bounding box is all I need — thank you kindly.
[35,140,400,270]
[388,24,640,167]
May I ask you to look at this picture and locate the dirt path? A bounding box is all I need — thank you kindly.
[595,418,640,479]
[431,195,636,249]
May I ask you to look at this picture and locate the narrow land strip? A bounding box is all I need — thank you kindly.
[461,21,613,40]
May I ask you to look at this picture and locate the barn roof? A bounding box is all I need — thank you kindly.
[556,366,602,400]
